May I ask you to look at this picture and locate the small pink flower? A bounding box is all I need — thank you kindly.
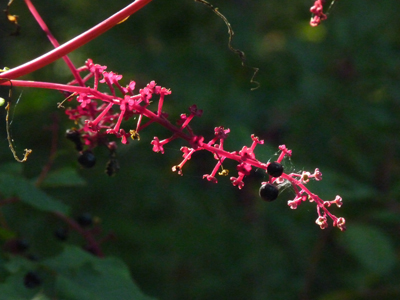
[77,93,91,108]
[334,195,343,208]
[86,59,107,75]
[313,168,323,180]
[151,137,164,154]
[189,104,203,117]
[214,126,230,139]
[288,200,298,209]
[203,174,218,183]
[230,177,245,189]
[315,216,328,229]
[189,135,204,149]
[239,146,255,160]
[180,147,193,159]
[176,114,187,126]
[172,165,183,176]
[236,162,252,176]
[100,71,123,84]
[123,80,136,94]
[334,217,346,231]
[301,171,311,183]
[310,0,327,27]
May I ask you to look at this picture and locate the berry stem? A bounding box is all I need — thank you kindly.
[53,211,104,257]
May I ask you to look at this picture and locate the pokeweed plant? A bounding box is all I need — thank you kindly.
[0,0,346,298]
[0,0,345,232]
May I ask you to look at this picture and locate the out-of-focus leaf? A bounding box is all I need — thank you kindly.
[0,226,16,240]
[0,173,69,214]
[0,273,37,300]
[0,162,23,175]
[4,256,37,274]
[372,210,400,224]
[38,167,86,187]
[42,246,155,300]
[31,293,51,300]
[338,224,396,275]
[319,289,357,300]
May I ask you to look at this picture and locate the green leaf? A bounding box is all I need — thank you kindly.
[38,167,86,187]
[0,162,23,175]
[0,272,37,300]
[4,256,37,274]
[0,173,69,214]
[31,293,51,300]
[42,246,155,300]
[338,224,396,275]
[0,226,16,240]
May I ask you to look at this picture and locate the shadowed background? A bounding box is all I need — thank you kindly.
[1,0,400,299]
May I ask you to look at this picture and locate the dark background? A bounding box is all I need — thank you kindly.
[1,0,400,299]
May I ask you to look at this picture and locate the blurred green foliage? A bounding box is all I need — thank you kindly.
[0,0,400,299]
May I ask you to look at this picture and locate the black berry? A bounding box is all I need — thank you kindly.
[24,271,41,289]
[76,213,93,227]
[66,129,83,151]
[259,183,279,202]
[16,239,29,252]
[267,162,284,177]
[54,228,68,241]
[78,150,96,168]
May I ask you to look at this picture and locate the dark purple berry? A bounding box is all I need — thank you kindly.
[267,162,284,177]
[78,150,96,168]
[66,129,83,151]
[76,213,93,227]
[54,228,68,241]
[16,239,29,251]
[259,183,279,202]
[24,272,41,289]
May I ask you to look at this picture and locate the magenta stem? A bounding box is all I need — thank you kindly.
[0,0,153,80]
[24,0,85,86]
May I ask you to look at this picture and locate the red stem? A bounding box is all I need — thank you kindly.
[0,0,153,80]
[24,0,85,86]
[53,211,104,257]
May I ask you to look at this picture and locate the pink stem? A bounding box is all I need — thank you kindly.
[0,0,153,80]
[280,173,336,220]
[1,79,269,171]
[24,0,85,86]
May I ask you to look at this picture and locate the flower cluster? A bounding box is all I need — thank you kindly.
[260,146,346,231]
[63,62,346,230]
[310,0,328,26]
[65,59,171,148]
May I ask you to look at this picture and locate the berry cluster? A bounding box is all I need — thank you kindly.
[2,238,42,289]
[1,212,112,290]
[259,146,345,231]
